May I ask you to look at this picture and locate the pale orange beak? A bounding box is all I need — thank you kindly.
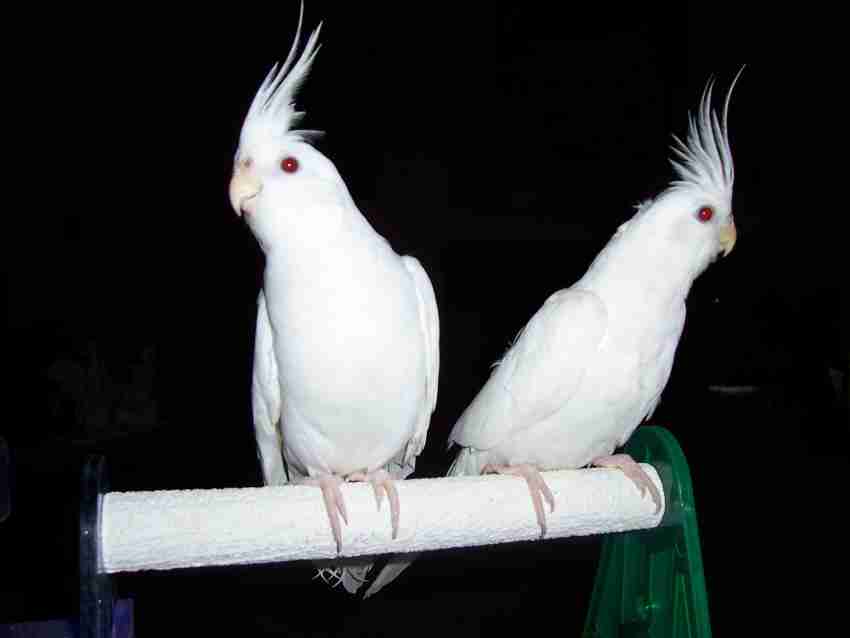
[229,162,262,217]
[719,220,737,257]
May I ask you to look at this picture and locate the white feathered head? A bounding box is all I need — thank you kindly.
[229,6,361,252]
[606,69,745,284]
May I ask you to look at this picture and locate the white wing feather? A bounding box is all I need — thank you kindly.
[450,288,607,451]
[251,290,288,485]
[401,255,439,462]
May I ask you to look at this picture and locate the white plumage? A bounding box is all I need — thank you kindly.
[449,70,743,524]
[229,6,439,595]
[369,69,744,593]
[449,71,743,521]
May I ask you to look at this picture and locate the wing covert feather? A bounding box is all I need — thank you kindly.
[392,255,440,475]
[252,290,288,485]
[450,289,606,451]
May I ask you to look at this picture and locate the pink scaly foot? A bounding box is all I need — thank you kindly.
[592,453,663,513]
[299,474,349,553]
[346,469,401,540]
[482,463,555,538]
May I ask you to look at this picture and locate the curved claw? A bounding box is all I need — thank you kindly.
[592,453,663,514]
[301,474,348,553]
[348,469,401,539]
[384,479,400,539]
[483,463,554,538]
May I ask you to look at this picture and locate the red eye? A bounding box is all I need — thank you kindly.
[281,156,299,173]
[697,207,714,222]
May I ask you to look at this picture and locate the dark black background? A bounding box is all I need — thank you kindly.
[3,2,847,635]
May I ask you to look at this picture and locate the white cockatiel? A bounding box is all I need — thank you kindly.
[444,71,744,536]
[228,7,439,593]
[364,71,744,595]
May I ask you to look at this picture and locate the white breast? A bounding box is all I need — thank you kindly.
[264,237,426,477]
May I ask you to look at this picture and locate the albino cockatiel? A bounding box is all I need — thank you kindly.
[228,8,439,593]
[443,71,744,536]
[362,71,745,596]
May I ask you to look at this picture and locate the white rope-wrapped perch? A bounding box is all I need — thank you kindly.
[101,465,664,573]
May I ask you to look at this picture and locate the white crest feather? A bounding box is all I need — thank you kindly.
[669,66,745,198]
[239,3,323,147]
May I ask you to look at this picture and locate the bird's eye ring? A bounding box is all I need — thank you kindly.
[697,206,714,223]
[281,156,299,173]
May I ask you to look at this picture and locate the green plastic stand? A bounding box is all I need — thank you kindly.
[583,426,711,638]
